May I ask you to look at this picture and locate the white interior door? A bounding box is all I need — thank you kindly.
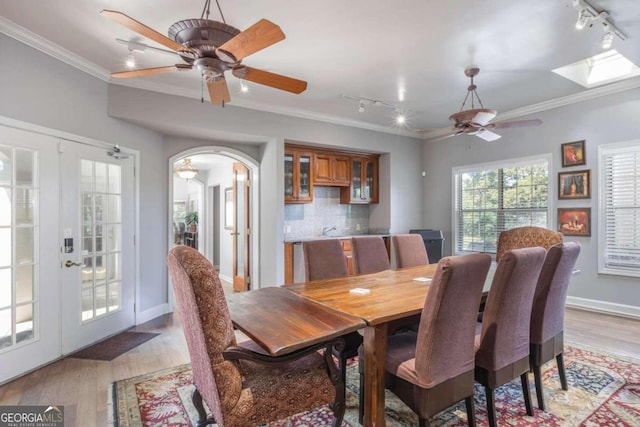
[0,126,60,384]
[59,141,135,354]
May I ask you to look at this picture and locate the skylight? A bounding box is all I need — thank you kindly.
[552,50,640,88]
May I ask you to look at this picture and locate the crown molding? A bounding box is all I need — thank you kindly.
[3,16,639,140]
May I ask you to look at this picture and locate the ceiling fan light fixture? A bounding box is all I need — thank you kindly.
[175,158,199,180]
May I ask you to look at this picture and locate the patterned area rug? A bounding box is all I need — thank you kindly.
[69,331,159,361]
[109,344,640,426]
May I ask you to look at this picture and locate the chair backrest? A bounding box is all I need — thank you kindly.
[496,226,563,263]
[530,242,581,344]
[351,236,390,275]
[414,253,492,387]
[166,246,241,426]
[303,239,349,281]
[392,234,430,268]
[476,247,546,371]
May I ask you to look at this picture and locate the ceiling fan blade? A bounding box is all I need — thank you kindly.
[475,129,501,142]
[486,119,543,129]
[207,78,231,105]
[414,125,455,134]
[111,64,192,78]
[424,131,463,143]
[233,66,307,94]
[216,19,285,61]
[100,10,193,55]
[472,110,497,126]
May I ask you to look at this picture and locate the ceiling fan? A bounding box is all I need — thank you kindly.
[418,67,542,142]
[101,0,307,105]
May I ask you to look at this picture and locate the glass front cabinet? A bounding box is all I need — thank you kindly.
[340,155,379,204]
[284,148,314,203]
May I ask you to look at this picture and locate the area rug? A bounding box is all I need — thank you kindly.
[109,343,640,426]
[69,331,159,361]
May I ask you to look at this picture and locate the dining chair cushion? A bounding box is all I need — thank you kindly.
[303,239,349,281]
[392,234,430,268]
[351,236,390,275]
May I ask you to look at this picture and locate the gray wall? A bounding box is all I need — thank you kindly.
[422,88,640,311]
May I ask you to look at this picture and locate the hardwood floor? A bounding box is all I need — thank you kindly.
[0,307,638,426]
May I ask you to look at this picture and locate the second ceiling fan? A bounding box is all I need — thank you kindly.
[101,0,307,105]
[419,67,542,142]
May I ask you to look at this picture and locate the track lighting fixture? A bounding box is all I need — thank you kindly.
[358,101,365,113]
[125,50,135,68]
[395,112,406,125]
[601,29,614,50]
[571,0,626,50]
[240,80,249,93]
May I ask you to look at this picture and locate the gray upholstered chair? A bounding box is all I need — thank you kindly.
[529,242,581,410]
[303,239,349,280]
[167,246,345,427]
[351,235,390,275]
[301,239,360,384]
[359,253,491,426]
[474,247,546,427]
[392,234,430,268]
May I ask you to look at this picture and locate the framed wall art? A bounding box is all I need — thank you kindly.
[561,140,586,167]
[558,169,590,199]
[558,207,591,236]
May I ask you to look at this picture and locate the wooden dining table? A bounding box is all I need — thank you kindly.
[286,263,439,427]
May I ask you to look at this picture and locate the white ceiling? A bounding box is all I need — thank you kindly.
[2,0,640,136]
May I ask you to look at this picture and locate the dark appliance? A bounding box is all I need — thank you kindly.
[409,229,444,263]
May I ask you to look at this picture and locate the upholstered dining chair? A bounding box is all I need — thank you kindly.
[359,253,492,426]
[301,239,360,384]
[530,241,581,410]
[392,234,430,268]
[495,226,563,263]
[475,247,546,427]
[167,246,345,427]
[351,235,390,275]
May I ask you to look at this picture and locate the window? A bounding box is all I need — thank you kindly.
[453,155,550,255]
[599,140,640,277]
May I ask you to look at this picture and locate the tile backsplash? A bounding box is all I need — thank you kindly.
[284,187,370,240]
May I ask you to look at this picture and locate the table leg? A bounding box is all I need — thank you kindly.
[363,323,388,427]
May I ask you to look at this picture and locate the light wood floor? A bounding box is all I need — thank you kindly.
[0,308,638,426]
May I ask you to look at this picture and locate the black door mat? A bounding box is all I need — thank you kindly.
[68,331,159,361]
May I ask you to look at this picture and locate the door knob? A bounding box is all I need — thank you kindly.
[64,260,84,268]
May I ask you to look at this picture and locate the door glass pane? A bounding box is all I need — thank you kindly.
[284,154,294,197]
[0,269,10,308]
[0,146,12,185]
[236,171,245,273]
[16,227,33,264]
[15,149,34,186]
[15,265,33,304]
[0,187,10,226]
[299,155,310,198]
[15,304,33,344]
[15,188,34,226]
[352,160,362,199]
[79,160,122,321]
[0,228,10,267]
[0,308,11,349]
[365,161,374,199]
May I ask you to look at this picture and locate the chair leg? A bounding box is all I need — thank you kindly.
[465,396,477,427]
[419,418,428,427]
[485,386,497,427]
[192,387,216,427]
[533,364,545,411]
[556,353,568,391]
[520,373,534,416]
[358,357,364,424]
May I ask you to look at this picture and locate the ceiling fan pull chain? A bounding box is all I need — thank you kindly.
[201,74,205,103]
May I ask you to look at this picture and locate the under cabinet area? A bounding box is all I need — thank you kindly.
[284,143,379,204]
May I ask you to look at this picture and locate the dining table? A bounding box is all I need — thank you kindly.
[285,263,439,427]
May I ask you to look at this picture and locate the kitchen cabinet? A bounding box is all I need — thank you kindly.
[284,148,313,203]
[313,152,350,186]
[341,155,379,204]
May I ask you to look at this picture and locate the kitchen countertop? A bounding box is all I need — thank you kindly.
[284,234,390,243]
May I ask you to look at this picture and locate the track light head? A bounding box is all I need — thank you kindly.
[358,101,365,113]
[125,50,135,68]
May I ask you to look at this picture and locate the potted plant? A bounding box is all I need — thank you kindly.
[185,211,198,233]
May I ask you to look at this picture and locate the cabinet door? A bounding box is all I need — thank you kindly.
[313,153,333,185]
[332,155,351,186]
[284,152,295,201]
[340,155,379,204]
[363,156,379,203]
[296,152,313,202]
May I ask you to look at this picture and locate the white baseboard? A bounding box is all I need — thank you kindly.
[219,274,232,283]
[136,303,171,325]
[566,296,640,320]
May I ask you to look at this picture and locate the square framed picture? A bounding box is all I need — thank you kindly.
[558,208,591,236]
[561,140,586,167]
[558,169,590,199]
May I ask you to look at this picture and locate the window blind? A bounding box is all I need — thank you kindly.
[600,142,640,276]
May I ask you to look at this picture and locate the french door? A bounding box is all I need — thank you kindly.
[0,125,136,383]
[232,162,250,291]
[59,141,135,354]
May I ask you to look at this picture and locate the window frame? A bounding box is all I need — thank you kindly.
[451,153,553,257]
[598,139,640,277]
